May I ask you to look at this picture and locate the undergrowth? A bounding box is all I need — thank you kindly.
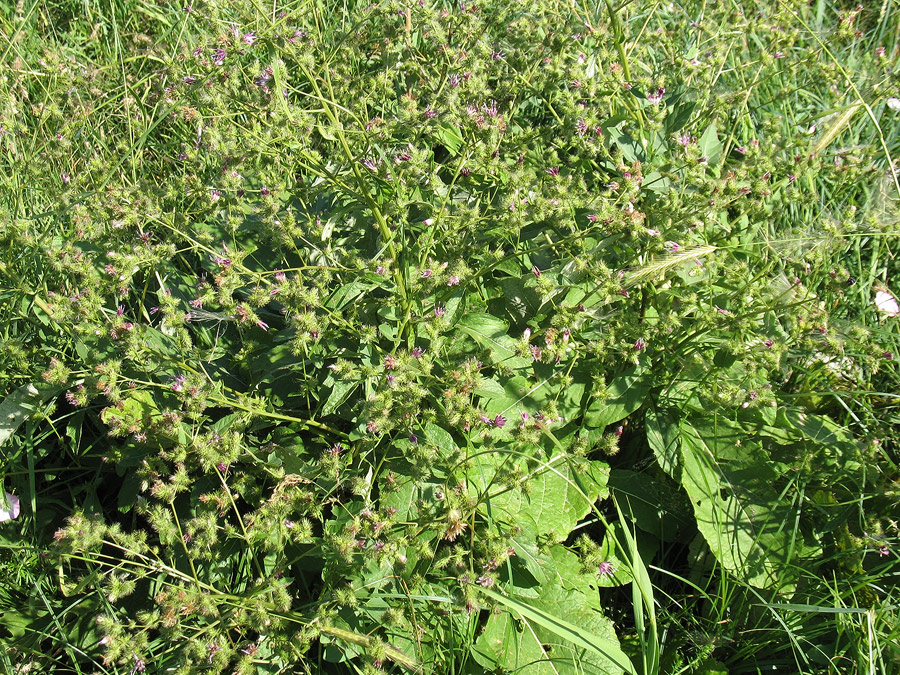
[1,0,899,673]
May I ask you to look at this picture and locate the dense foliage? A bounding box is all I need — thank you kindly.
[1,0,899,673]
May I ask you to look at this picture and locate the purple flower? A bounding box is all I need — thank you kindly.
[490,50,504,61]
[424,108,438,119]
[647,86,665,105]
[212,48,226,66]
[243,32,257,45]
[394,152,411,163]
[634,338,647,351]
[598,561,615,576]
[546,166,560,176]
[447,275,460,286]
[449,73,461,87]
[493,414,506,428]
[0,491,20,523]
[434,304,446,317]
[361,157,378,172]
[411,346,424,358]
[482,100,499,118]
[576,119,588,136]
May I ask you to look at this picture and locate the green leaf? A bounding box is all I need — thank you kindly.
[585,367,651,428]
[678,416,819,588]
[608,469,692,542]
[472,454,609,542]
[646,406,680,477]
[456,313,531,369]
[436,123,464,155]
[476,586,636,674]
[0,383,55,448]
[698,122,723,166]
[321,380,358,417]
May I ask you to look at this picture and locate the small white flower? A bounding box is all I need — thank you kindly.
[875,287,900,317]
[887,98,900,112]
[0,492,20,523]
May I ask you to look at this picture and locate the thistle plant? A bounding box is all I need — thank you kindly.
[1,0,899,673]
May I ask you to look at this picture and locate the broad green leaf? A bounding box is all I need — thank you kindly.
[471,454,609,542]
[321,380,358,417]
[0,383,55,448]
[678,416,819,588]
[646,406,680,477]
[472,609,556,674]
[476,586,636,674]
[608,469,692,542]
[456,313,531,369]
[585,367,651,428]
[99,390,159,430]
[698,122,723,166]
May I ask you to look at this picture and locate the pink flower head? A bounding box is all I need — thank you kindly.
[597,560,615,576]
[493,414,506,428]
[172,374,187,392]
[0,492,20,522]
[647,86,665,105]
